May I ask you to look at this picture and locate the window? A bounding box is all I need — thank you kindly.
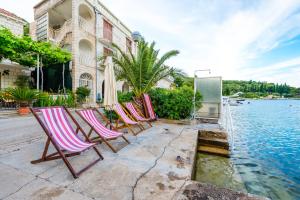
[103,19,112,42]
[126,38,132,53]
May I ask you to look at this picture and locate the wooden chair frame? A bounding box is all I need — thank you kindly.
[76,108,130,153]
[112,104,144,136]
[122,102,152,129]
[142,94,157,121]
[30,106,103,179]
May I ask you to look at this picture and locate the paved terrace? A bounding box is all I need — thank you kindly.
[0,114,266,200]
[0,113,199,200]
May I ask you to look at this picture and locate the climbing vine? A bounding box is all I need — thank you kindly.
[0,27,71,67]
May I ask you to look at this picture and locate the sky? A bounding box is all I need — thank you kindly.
[1,0,300,87]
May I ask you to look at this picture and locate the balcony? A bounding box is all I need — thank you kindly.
[79,16,94,35]
[98,28,113,46]
[79,54,96,67]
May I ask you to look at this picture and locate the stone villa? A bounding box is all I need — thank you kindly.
[31,0,137,101]
[1,0,173,102]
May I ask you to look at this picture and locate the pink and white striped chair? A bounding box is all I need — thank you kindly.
[124,102,152,128]
[30,106,103,179]
[113,103,144,135]
[143,93,157,121]
[76,108,130,153]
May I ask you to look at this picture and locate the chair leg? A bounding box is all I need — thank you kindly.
[138,123,145,130]
[42,138,51,159]
[87,128,93,138]
[127,125,137,135]
[92,146,104,160]
[122,135,130,144]
[102,139,118,153]
[31,138,51,164]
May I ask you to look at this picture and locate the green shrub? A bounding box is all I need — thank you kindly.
[118,91,134,103]
[148,86,202,120]
[34,92,75,107]
[35,92,52,107]
[0,88,14,101]
[103,109,118,120]
[10,88,38,106]
[76,87,90,103]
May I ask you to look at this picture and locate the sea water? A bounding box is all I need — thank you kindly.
[195,100,300,200]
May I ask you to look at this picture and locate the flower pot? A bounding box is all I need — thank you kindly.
[18,107,30,115]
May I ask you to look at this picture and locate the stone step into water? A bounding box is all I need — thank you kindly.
[198,137,229,150]
[197,128,230,157]
[198,146,230,157]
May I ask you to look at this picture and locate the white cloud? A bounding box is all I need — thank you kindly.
[240,57,300,86]
[102,0,300,86]
[1,0,300,86]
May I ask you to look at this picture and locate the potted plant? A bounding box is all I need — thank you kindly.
[11,88,37,115]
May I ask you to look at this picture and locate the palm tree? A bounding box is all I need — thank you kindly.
[111,40,179,97]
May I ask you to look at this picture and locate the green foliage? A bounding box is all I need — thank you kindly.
[243,92,260,99]
[23,23,29,36]
[110,39,179,97]
[10,88,38,106]
[76,87,91,103]
[102,92,134,120]
[148,86,202,120]
[34,92,75,107]
[223,80,299,98]
[0,27,71,67]
[0,88,14,100]
[103,109,118,120]
[14,75,31,88]
[117,91,134,103]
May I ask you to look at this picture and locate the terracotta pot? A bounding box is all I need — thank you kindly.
[18,107,30,115]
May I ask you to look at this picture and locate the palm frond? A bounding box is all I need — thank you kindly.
[108,40,179,97]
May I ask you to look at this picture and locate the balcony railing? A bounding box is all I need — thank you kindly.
[49,19,72,45]
[79,54,96,67]
[79,16,94,35]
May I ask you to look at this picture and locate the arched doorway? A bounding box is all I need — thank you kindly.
[79,73,93,99]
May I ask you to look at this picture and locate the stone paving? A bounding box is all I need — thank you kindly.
[0,114,198,200]
[0,114,267,200]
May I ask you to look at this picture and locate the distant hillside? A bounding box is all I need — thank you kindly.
[222,80,300,98]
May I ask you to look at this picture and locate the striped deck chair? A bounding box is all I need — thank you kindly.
[113,103,144,135]
[124,102,152,128]
[143,93,157,121]
[76,109,130,153]
[30,106,103,179]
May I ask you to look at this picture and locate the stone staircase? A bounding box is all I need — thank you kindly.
[198,128,230,157]
[49,19,72,46]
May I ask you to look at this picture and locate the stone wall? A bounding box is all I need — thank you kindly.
[0,64,29,89]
